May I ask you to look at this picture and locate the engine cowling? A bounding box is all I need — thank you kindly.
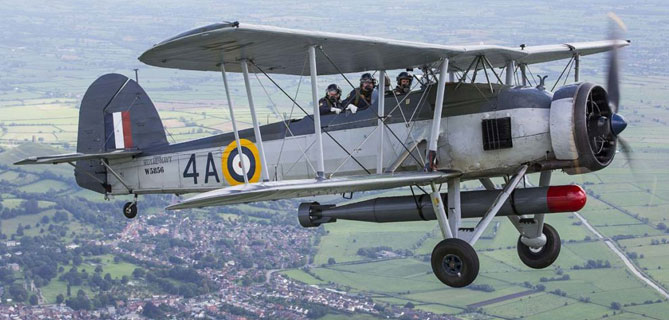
[549,82,617,174]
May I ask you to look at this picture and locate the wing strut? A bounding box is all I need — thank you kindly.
[249,61,371,175]
[220,58,249,185]
[574,53,580,82]
[425,58,449,171]
[308,45,326,180]
[316,47,423,168]
[519,63,528,86]
[241,59,270,182]
[505,60,515,85]
[377,70,386,174]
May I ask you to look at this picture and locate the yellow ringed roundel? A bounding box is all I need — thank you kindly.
[221,139,261,185]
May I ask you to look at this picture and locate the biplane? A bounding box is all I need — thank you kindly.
[16,18,631,287]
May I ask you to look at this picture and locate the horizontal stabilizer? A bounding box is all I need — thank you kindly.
[14,150,141,165]
[167,170,460,210]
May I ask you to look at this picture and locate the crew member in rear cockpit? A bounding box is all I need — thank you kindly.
[342,73,376,113]
[393,71,413,95]
[319,83,344,115]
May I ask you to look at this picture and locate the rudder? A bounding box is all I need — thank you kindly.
[75,73,168,193]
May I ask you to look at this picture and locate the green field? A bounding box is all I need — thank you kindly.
[39,254,140,304]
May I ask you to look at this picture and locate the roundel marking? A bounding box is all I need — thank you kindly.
[221,139,261,185]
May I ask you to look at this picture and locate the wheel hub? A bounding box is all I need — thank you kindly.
[442,254,463,276]
[520,233,547,248]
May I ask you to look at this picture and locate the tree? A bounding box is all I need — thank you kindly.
[0,268,13,285]
[9,283,28,302]
[327,257,336,265]
[95,265,103,273]
[133,268,145,278]
[23,199,39,214]
[35,264,57,281]
[404,302,415,309]
[29,294,38,305]
[306,304,328,319]
[179,284,197,298]
[66,294,91,310]
[53,211,69,223]
[611,302,621,310]
[56,294,64,304]
[142,302,165,319]
[72,255,83,266]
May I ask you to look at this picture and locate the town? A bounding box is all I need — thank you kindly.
[0,179,456,319]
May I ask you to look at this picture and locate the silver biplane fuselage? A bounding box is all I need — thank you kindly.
[107,83,558,195]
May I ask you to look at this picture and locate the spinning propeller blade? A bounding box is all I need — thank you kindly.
[606,12,633,167]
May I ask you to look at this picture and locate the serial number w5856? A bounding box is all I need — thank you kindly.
[144,166,164,175]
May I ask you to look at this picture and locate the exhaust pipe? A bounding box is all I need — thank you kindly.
[298,185,586,227]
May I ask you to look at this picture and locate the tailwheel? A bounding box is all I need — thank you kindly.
[517,223,561,269]
[431,238,479,288]
[123,202,137,219]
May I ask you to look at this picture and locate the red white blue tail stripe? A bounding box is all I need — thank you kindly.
[104,111,133,149]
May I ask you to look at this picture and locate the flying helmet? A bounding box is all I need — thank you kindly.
[396,72,413,86]
[326,83,341,96]
[360,73,377,86]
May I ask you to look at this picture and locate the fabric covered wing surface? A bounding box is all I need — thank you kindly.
[167,171,460,209]
[139,22,628,76]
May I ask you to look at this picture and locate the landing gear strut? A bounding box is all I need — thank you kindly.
[123,195,138,219]
[427,166,529,288]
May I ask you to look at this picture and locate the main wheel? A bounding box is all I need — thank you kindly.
[431,238,479,288]
[517,223,561,269]
[123,202,137,219]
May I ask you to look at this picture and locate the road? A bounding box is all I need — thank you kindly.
[265,269,280,285]
[573,212,669,299]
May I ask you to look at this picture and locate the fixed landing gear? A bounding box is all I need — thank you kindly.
[123,202,137,219]
[123,195,138,219]
[431,238,479,288]
[517,223,561,269]
[427,166,530,288]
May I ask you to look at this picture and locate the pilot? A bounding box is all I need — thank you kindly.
[393,71,413,95]
[343,73,376,113]
[319,84,344,115]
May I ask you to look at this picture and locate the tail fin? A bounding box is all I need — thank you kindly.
[75,73,168,193]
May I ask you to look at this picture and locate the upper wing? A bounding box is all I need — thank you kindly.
[14,150,141,165]
[139,21,629,76]
[167,171,460,210]
[516,40,630,65]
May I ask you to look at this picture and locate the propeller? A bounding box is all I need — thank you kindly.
[607,12,625,113]
[605,12,632,167]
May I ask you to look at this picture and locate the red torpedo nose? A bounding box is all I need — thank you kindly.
[546,185,587,212]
